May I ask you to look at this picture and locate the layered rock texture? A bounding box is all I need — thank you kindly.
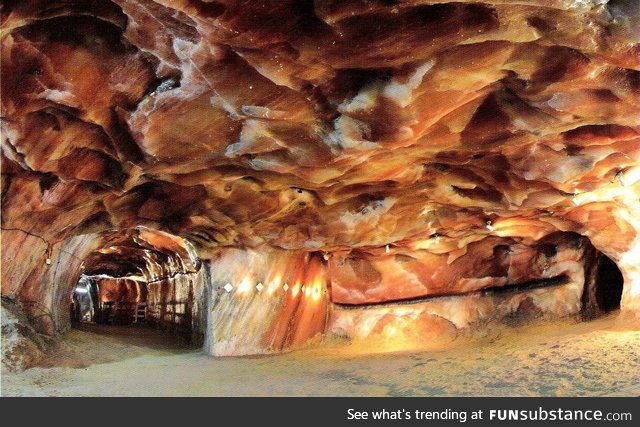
[1,0,639,360]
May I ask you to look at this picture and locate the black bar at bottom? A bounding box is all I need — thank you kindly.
[0,397,637,427]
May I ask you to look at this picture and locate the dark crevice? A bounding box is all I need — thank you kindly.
[451,185,503,203]
[38,173,57,193]
[595,255,624,313]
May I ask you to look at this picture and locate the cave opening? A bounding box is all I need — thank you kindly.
[68,227,205,346]
[581,246,625,321]
[594,254,624,314]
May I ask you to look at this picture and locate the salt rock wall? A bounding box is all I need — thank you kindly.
[327,232,600,347]
[1,299,49,371]
[204,235,598,355]
[1,230,103,335]
[204,248,328,356]
[329,276,586,349]
[329,232,593,304]
[1,231,102,370]
[329,281,584,351]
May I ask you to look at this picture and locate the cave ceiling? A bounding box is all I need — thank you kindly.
[1,0,639,261]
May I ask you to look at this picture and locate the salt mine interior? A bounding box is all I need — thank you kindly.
[1,0,639,396]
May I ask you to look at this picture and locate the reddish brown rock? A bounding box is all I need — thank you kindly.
[1,0,639,360]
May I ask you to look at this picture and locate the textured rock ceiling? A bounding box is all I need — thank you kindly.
[82,227,199,279]
[1,0,639,286]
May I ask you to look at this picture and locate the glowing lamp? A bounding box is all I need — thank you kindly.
[311,279,322,301]
[237,276,252,295]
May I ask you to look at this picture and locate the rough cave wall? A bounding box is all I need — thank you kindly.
[203,248,328,356]
[96,277,147,307]
[1,231,103,370]
[327,232,599,346]
[1,231,103,335]
[1,0,640,363]
[329,232,592,305]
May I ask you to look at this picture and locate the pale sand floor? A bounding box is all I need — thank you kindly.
[2,314,639,396]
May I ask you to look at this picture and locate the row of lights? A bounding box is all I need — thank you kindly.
[219,278,323,301]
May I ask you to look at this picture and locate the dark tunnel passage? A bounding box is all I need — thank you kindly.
[581,246,625,321]
[71,275,148,326]
[68,228,205,346]
[594,255,625,314]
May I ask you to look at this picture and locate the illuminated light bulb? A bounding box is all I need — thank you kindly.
[304,286,310,297]
[237,276,252,294]
[45,258,51,265]
[267,275,282,295]
[223,283,233,293]
[283,283,289,292]
[311,282,322,301]
[323,253,329,261]
[256,282,264,292]
[385,244,390,253]
[485,220,494,231]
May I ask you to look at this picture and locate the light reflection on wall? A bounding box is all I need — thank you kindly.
[204,248,328,356]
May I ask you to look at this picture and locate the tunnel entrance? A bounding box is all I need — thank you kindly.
[582,248,624,320]
[71,275,98,323]
[593,254,624,314]
[70,227,204,346]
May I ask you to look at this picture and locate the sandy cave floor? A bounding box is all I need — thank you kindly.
[2,315,639,397]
